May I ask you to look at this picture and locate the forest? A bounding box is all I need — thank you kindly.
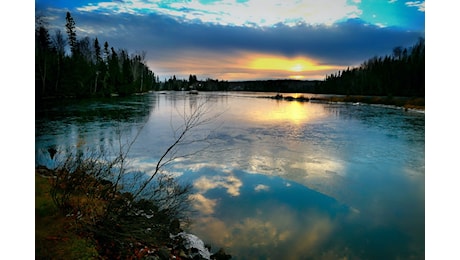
[170,38,425,96]
[315,38,425,97]
[35,12,160,100]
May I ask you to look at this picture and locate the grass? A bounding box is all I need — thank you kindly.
[35,166,203,259]
[35,172,99,259]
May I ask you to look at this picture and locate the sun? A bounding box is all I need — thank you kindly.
[291,63,304,72]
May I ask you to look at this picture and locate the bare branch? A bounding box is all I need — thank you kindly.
[131,95,221,200]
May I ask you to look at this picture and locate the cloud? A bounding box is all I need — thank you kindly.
[92,14,421,69]
[75,0,362,27]
[405,1,425,12]
[254,184,270,192]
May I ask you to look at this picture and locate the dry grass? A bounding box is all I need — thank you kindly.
[35,172,99,259]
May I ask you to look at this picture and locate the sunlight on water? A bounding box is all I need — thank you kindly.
[225,95,327,126]
[248,100,324,125]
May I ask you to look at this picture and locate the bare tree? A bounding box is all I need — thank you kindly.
[130,51,147,92]
[132,95,219,199]
[51,29,65,92]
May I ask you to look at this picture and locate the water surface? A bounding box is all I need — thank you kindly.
[36,92,425,259]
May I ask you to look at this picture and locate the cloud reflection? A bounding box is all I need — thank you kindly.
[194,174,243,197]
[189,193,217,215]
[254,184,270,192]
[183,166,353,258]
[190,208,338,259]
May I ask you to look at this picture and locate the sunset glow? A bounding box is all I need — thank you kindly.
[148,51,346,81]
[36,0,424,81]
[249,56,334,72]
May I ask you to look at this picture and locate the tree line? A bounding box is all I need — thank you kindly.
[36,12,160,100]
[316,38,425,97]
[160,74,230,91]
[227,79,319,92]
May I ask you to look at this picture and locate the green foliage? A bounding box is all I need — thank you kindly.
[317,38,425,97]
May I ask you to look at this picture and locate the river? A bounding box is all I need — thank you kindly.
[35,91,425,259]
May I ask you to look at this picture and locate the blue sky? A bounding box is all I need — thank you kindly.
[35,0,425,81]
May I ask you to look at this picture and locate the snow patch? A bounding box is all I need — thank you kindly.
[171,232,211,260]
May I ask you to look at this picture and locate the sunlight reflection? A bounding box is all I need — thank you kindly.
[274,101,309,124]
[291,157,345,178]
[248,101,318,125]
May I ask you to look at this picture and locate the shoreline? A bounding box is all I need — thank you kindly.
[310,95,425,111]
[263,93,425,111]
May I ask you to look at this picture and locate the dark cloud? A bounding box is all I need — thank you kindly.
[76,12,421,59]
[38,7,424,79]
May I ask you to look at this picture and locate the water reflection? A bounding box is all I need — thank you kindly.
[183,167,354,259]
[226,96,327,126]
[194,173,243,197]
[35,92,425,259]
[253,100,321,124]
[36,94,154,167]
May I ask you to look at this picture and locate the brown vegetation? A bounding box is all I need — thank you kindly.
[36,166,232,259]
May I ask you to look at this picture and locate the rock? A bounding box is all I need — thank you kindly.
[48,147,57,159]
[211,248,232,260]
[157,247,170,260]
[171,232,212,260]
[169,218,181,234]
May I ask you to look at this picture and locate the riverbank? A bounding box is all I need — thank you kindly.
[35,166,231,260]
[311,95,425,111]
[264,94,424,111]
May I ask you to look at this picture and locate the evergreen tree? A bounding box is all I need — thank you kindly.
[36,12,157,99]
[103,41,110,64]
[65,12,78,56]
[51,30,66,93]
[94,37,102,64]
[35,17,52,98]
[317,39,425,97]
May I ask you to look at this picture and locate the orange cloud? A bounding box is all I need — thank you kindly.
[248,55,335,72]
[149,50,347,81]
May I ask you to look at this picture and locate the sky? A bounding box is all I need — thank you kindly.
[34,0,425,81]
